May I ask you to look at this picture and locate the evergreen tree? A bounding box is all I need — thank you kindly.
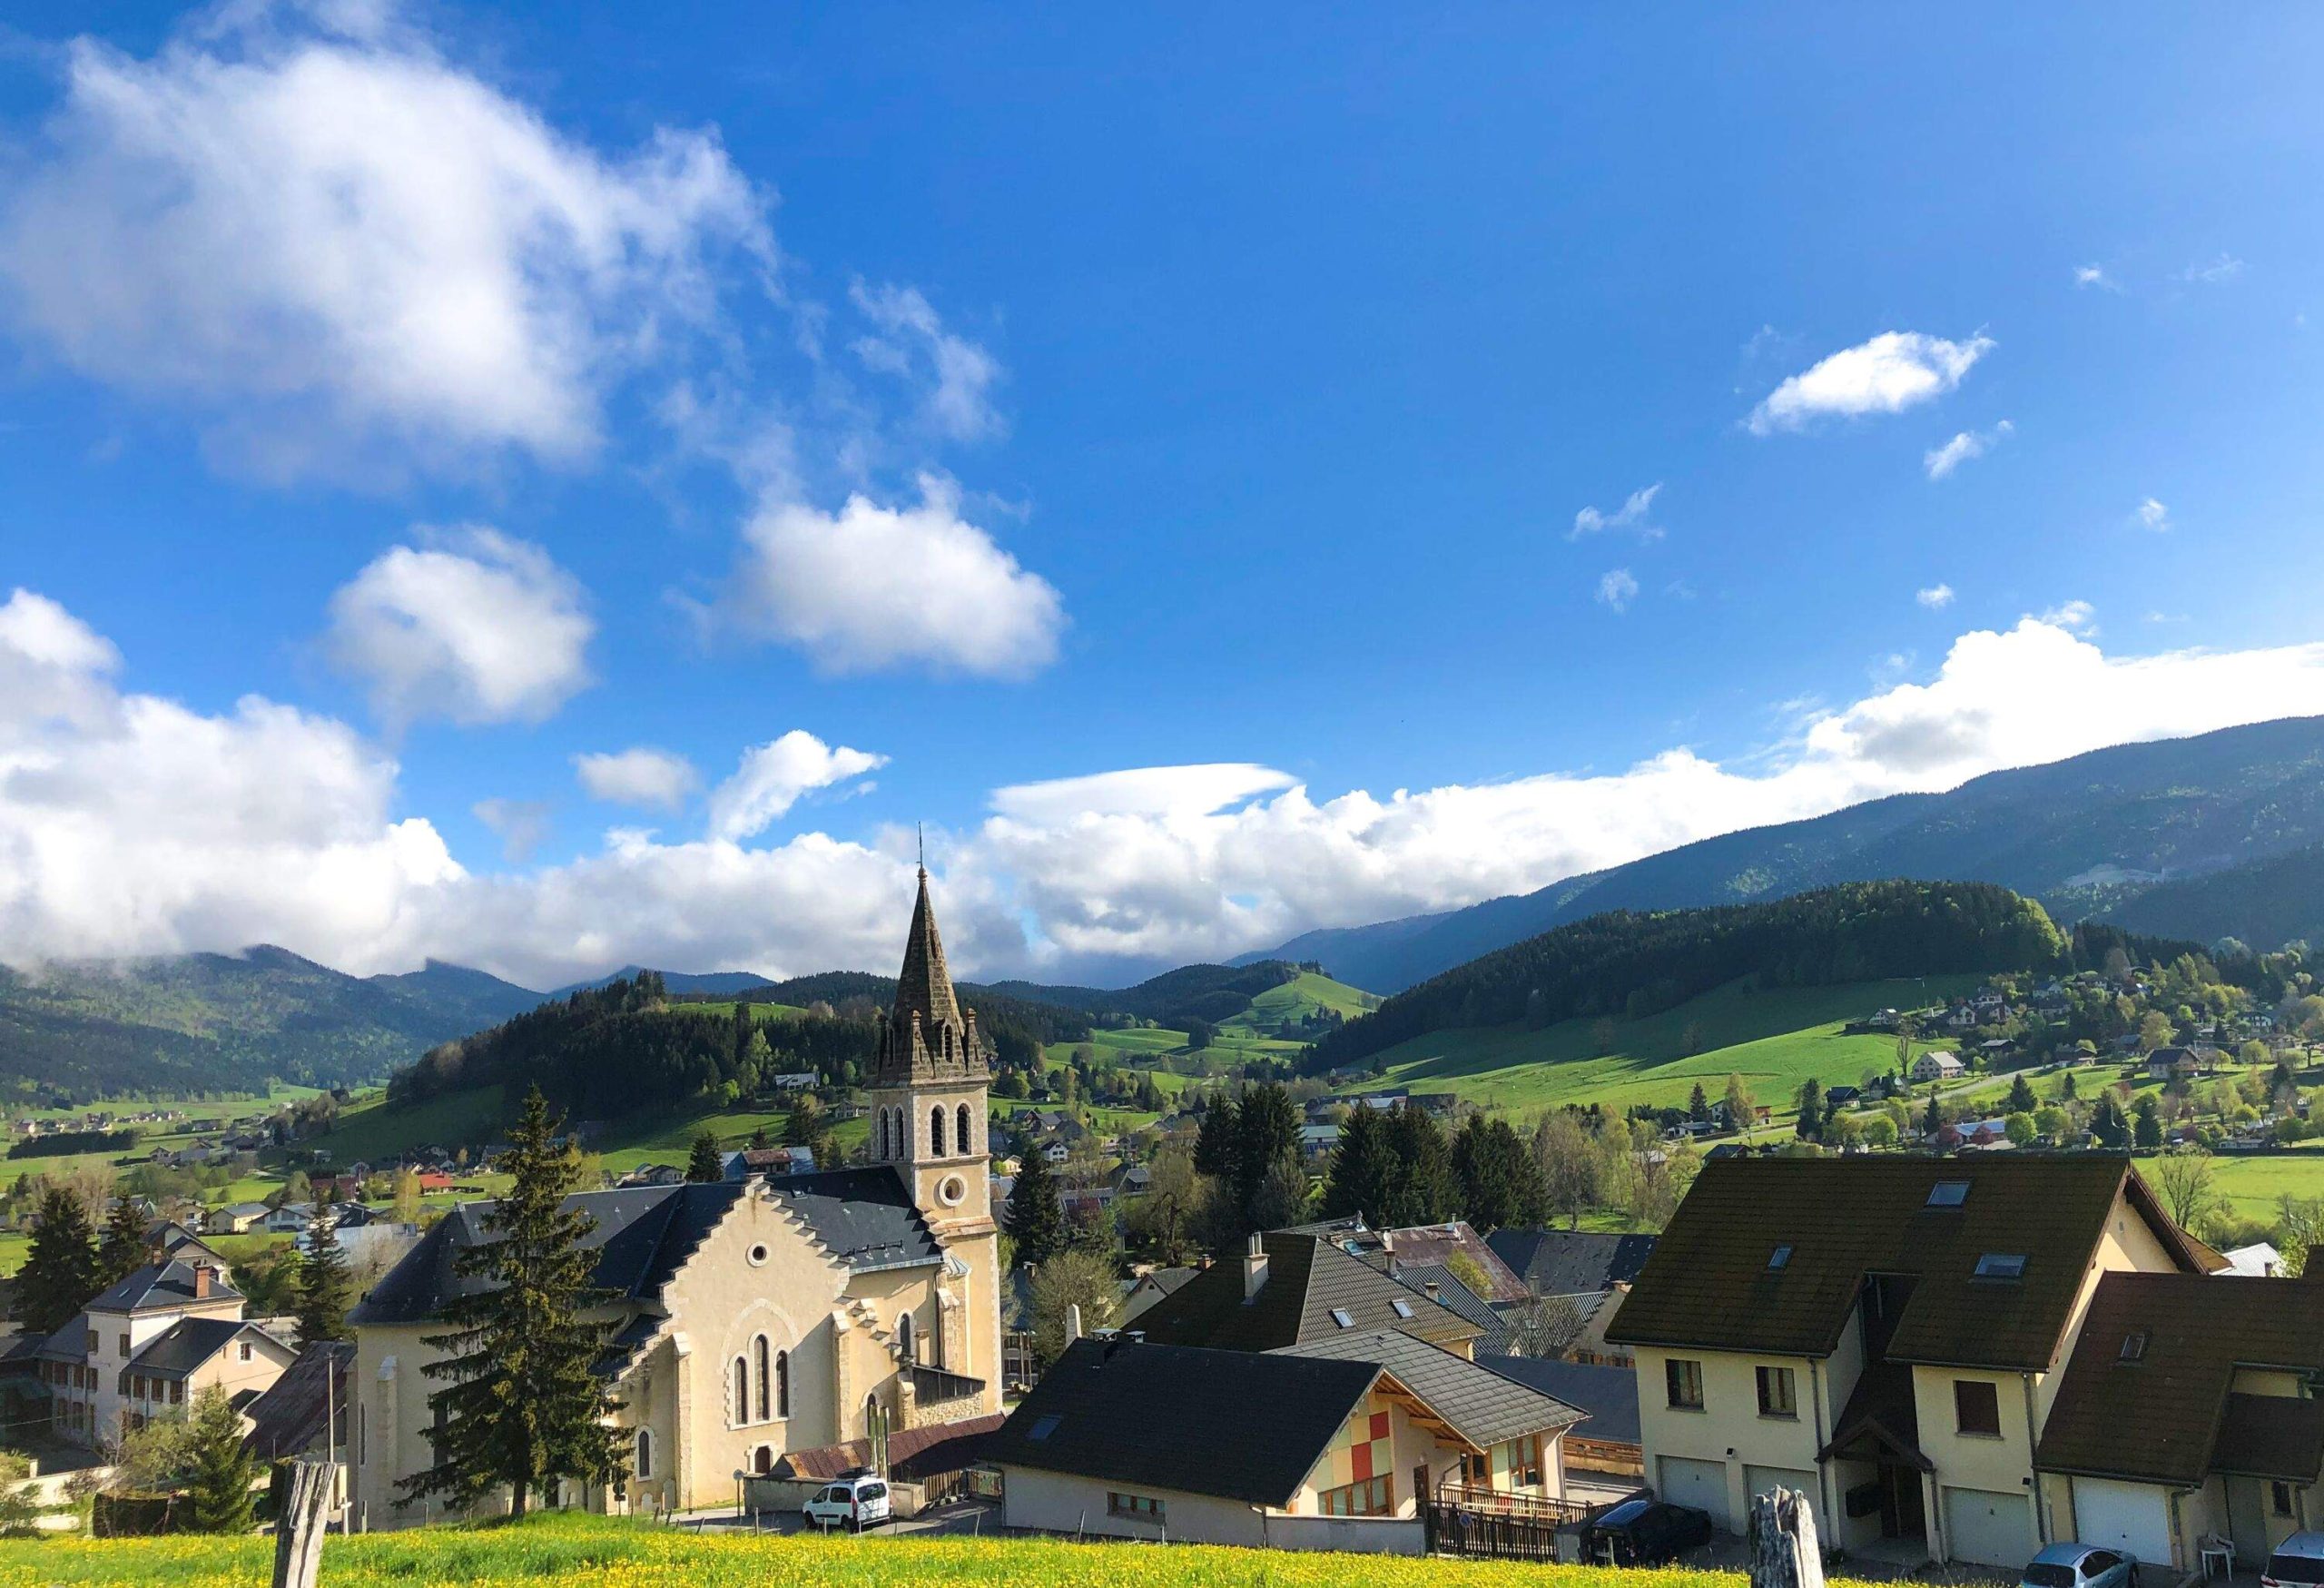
[1192,1097,1239,1179]
[685,1129,724,1183]
[185,1385,261,1534]
[1247,1150,1314,1232]
[96,1194,152,1289]
[784,1094,832,1167]
[15,1186,99,1336]
[294,1194,352,1346]
[1002,1148,1067,1267]
[2007,1073,2039,1114]
[1923,1091,1945,1134]
[1794,1079,1824,1140]
[401,1088,626,1520]
[2090,1093,2130,1149]
[1376,1105,1459,1228]
[1233,1084,1301,1212]
[1687,1082,1710,1123]
[2132,1094,2164,1149]
[1320,1107,1393,1222]
[1451,1115,1548,1231]
[748,1124,772,1150]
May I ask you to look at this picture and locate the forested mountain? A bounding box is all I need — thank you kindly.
[1306,880,2067,1070]
[0,947,543,1100]
[1253,715,2324,992]
[2100,840,2324,954]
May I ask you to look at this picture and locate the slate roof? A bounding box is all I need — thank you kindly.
[2035,1271,2324,1486]
[127,1317,263,1378]
[243,1341,351,1460]
[87,1258,239,1314]
[1128,1234,1481,1353]
[1477,1354,1641,1448]
[1485,1228,1659,1297]
[983,1337,1381,1506]
[1380,1222,1531,1304]
[1275,1328,1582,1450]
[1607,1156,2201,1372]
[763,1169,945,1273]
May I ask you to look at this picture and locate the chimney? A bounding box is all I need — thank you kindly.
[192,1263,213,1299]
[1424,1279,1442,1303]
[1243,1232,1270,1299]
[1064,1303,1083,1346]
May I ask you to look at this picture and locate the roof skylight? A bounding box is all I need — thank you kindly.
[1330,1307,1356,1328]
[1768,1244,1794,1270]
[1029,1414,1062,1441]
[1392,1298,1416,1318]
[1926,1180,1971,1208]
[1973,1252,2028,1281]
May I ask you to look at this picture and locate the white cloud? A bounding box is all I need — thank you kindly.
[0,5,771,479]
[2073,264,2120,292]
[1916,584,1956,610]
[721,475,1065,676]
[1748,331,1993,435]
[849,281,1003,444]
[1571,483,1663,541]
[1596,568,1640,613]
[472,797,552,864]
[705,731,886,843]
[2181,253,2245,284]
[324,528,594,729]
[1924,419,2013,479]
[2136,498,2172,534]
[991,764,1297,825]
[2037,599,2097,633]
[575,747,699,812]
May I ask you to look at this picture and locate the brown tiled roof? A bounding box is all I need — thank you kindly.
[1607,1156,2200,1372]
[2035,1272,2324,1486]
[774,1413,1004,1482]
[1380,1222,1531,1304]
[1128,1233,1482,1353]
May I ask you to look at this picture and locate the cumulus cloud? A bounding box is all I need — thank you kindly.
[324,528,594,729]
[720,475,1064,676]
[1597,568,1640,613]
[0,5,772,480]
[473,797,553,864]
[2073,264,2120,292]
[2037,599,2097,633]
[575,747,699,812]
[1924,419,2013,479]
[849,281,1003,444]
[991,764,1298,825]
[705,731,886,843]
[1571,483,1663,541]
[2136,498,2172,534]
[1916,584,1956,610]
[1748,331,1993,435]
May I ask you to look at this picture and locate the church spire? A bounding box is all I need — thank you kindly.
[893,864,961,1035]
[876,865,983,1085]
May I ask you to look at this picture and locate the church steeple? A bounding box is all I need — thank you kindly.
[874,867,987,1089]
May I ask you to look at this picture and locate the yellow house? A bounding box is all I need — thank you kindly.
[2034,1270,2324,1575]
[349,869,1004,1528]
[1606,1156,2204,1570]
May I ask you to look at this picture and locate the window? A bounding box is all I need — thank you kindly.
[1500,1435,1544,1488]
[878,1109,891,1159]
[1955,1379,2002,1436]
[358,1406,366,1467]
[931,1105,947,1158]
[1973,1253,2028,1282]
[897,1311,915,1362]
[238,1341,253,1363]
[2120,1332,2147,1362]
[1666,1358,1705,1410]
[753,1336,772,1422]
[635,1427,653,1481]
[118,1333,130,1356]
[1319,1475,1393,1516]
[775,1350,791,1419]
[1392,1298,1415,1318]
[172,1379,184,1404]
[753,1445,773,1475]
[1768,1244,1793,1270]
[1028,1414,1062,1441]
[1330,1307,1355,1329]
[1757,1365,1797,1419]
[1108,1491,1166,1520]
[733,1356,749,1425]
[2275,1482,2296,1518]
[1926,1180,1971,1208]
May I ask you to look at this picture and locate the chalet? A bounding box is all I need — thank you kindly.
[1911,1050,1966,1083]
[208,1202,270,1235]
[2146,1047,2203,1081]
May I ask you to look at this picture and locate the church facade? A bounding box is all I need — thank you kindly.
[347,872,1003,1526]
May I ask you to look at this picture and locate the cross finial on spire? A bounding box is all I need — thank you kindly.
[917,821,925,874]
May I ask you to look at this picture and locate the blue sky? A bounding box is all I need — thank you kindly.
[6,2,2324,987]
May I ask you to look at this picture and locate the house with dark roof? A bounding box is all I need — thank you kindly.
[985,1335,1581,1550]
[1376,1220,1530,1305]
[1484,1228,1659,1366]
[349,871,1006,1529]
[1128,1233,1482,1356]
[2031,1271,2324,1575]
[1606,1155,2204,1570]
[1479,1353,1642,1480]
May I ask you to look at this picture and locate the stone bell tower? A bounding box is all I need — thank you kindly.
[867,867,995,1243]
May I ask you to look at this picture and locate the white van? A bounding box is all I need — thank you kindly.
[803,1471,891,1533]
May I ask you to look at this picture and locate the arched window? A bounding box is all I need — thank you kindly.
[774,1349,790,1418]
[635,1427,654,1480]
[931,1105,947,1158]
[878,1110,890,1159]
[896,1309,914,1363]
[957,1103,973,1156]
[753,1445,773,1475]
[865,1391,881,1434]
[753,1335,771,1423]
[733,1356,748,1426]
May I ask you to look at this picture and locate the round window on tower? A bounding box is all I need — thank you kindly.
[747,1244,770,1267]
[938,1174,967,1208]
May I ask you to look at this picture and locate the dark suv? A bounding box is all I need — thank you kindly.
[1584,1497,1717,1566]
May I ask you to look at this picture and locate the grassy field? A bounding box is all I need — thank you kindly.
[1224,971,1382,1039]
[2180,1147,2324,1218]
[0,1512,1776,1588]
[1341,974,1988,1119]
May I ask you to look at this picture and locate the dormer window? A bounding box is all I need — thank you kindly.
[1973,1253,2028,1282]
[1926,1180,1970,1208]
[1768,1244,1793,1270]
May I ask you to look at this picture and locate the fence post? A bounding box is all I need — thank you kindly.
[272,1460,336,1588]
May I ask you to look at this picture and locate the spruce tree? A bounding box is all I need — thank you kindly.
[294,1194,352,1346]
[1192,1097,1239,1179]
[1320,1106,1392,1221]
[401,1087,625,1520]
[685,1129,724,1182]
[1233,1084,1301,1214]
[1794,1079,1824,1140]
[1002,1148,1067,1267]
[1687,1082,1710,1123]
[1378,1105,1459,1228]
[96,1194,153,1289]
[185,1385,261,1534]
[2007,1073,2039,1114]
[1452,1115,1547,1232]
[15,1186,100,1336]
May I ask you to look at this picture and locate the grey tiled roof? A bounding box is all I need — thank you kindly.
[1483,1228,1658,1297]
[1376,1259,1512,1354]
[763,1168,944,1273]
[128,1317,262,1378]
[87,1259,239,1314]
[1129,1234,1480,1353]
[1275,1329,1582,1451]
[1477,1354,1640,1447]
[243,1341,352,1460]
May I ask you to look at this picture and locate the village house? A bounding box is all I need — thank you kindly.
[1131,1232,1484,1356]
[1910,1050,1967,1083]
[1606,1156,2208,1570]
[2146,1046,2205,1082]
[1485,1228,1659,1367]
[349,871,1004,1528]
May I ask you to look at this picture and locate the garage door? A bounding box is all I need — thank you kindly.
[1944,1486,2035,1569]
[2073,1478,2173,1570]
[1659,1455,1730,1532]
[1745,1465,1821,1536]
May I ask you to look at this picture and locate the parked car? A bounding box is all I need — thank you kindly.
[803,1470,891,1533]
[2024,1543,2138,1588]
[1583,1497,1715,1566]
[2263,1532,2324,1588]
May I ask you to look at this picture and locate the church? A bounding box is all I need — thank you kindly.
[348,871,1004,1526]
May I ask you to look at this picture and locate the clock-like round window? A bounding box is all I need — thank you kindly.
[937,1174,967,1208]
[747,1244,770,1267]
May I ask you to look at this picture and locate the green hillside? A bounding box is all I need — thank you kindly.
[1226,970,1382,1037]
[1339,973,1984,1119]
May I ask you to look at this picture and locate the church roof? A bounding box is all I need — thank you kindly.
[893,868,962,1035]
